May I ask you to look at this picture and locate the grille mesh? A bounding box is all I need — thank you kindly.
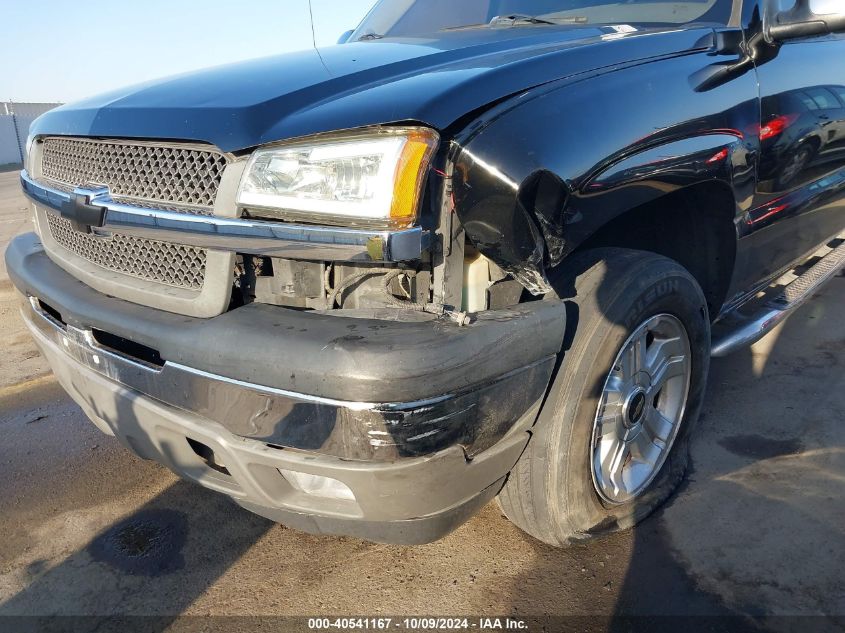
[41,137,228,208]
[46,213,207,290]
[109,197,215,216]
[36,177,212,215]
[37,137,226,293]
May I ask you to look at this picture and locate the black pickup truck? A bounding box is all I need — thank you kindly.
[7,0,845,546]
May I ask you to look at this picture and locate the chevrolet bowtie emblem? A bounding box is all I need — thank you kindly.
[61,185,110,232]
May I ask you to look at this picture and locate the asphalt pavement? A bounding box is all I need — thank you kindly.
[0,170,842,630]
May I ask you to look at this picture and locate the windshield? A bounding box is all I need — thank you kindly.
[351,0,734,40]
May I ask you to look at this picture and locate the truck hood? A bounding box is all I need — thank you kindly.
[31,26,713,153]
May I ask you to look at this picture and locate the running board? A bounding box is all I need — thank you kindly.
[711,239,845,357]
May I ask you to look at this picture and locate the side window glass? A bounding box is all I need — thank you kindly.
[797,92,819,111]
[829,86,845,107]
[805,88,839,110]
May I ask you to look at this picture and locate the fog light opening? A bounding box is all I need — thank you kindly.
[187,438,230,476]
[37,298,66,326]
[278,470,356,501]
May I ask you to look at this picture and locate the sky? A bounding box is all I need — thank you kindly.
[0,0,376,103]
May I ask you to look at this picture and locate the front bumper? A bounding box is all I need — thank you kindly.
[7,233,566,543]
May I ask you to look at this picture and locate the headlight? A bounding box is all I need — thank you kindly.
[237,127,439,228]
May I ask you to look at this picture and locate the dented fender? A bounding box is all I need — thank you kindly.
[450,46,759,294]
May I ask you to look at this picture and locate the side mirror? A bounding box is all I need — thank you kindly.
[767,0,845,41]
[337,30,354,45]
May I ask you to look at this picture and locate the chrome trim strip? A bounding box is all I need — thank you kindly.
[25,296,440,412]
[167,361,452,413]
[22,294,555,461]
[21,170,426,262]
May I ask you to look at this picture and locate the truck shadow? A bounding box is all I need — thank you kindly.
[0,480,273,629]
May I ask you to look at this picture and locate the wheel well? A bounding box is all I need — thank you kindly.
[575,183,737,318]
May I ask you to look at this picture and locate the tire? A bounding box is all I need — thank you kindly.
[498,248,711,547]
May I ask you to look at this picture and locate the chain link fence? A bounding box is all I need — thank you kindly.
[1,102,62,168]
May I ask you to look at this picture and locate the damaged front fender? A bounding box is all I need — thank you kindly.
[449,46,758,296]
[451,146,556,295]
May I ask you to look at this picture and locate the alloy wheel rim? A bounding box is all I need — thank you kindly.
[781,148,811,183]
[590,314,692,505]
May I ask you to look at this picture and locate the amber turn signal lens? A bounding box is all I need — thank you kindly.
[390,129,439,225]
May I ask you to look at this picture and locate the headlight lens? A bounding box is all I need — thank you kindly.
[237,127,439,227]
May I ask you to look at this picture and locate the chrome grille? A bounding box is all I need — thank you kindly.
[40,137,228,209]
[46,213,207,290]
[109,197,215,216]
[36,137,226,294]
[34,177,213,215]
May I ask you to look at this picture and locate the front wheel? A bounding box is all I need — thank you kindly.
[498,248,711,546]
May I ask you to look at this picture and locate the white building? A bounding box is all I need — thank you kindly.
[1,102,62,166]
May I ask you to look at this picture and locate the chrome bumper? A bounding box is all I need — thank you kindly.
[22,293,554,462]
[20,170,426,262]
[22,295,529,543]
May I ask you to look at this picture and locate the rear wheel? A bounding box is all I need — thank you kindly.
[498,248,711,546]
[775,143,814,189]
